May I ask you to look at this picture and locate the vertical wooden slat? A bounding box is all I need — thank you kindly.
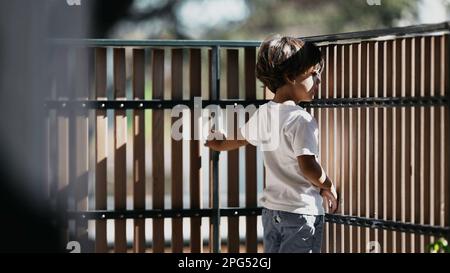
[244,47,257,253]
[394,38,402,252]
[340,45,351,253]
[87,49,96,252]
[438,35,448,235]
[375,41,384,252]
[323,45,331,253]
[318,45,327,253]
[426,35,434,251]
[189,48,202,253]
[367,41,375,252]
[418,36,426,252]
[344,44,350,252]
[379,41,386,252]
[94,47,107,253]
[426,35,434,249]
[368,41,376,251]
[208,49,214,253]
[356,42,363,253]
[381,40,389,253]
[226,49,240,253]
[348,44,360,253]
[422,37,432,251]
[432,36,446,238]
[404,38,413,252]
[113,48,127,253]
[133,48,146,253]
[74,48,90,251]
[391,39,397,253]
[349,43,358,253]
[68,49,77,244]
[334,44,342,253]
[385,40,394,253]
[360,41,368,252]
[47,53,58,222]
[429,36,437,248]
[399,38,407,253]
[57,111,69,241]
[317,46,329,252]
[444,35,450,237]
[437,35,445,246]
[56,47,70,246]
[171,48,184,253]
[410,38,418,253]
[413,37,422,252]
[339,44,347,253]
[329,44,336,253]
[152,49,165,253]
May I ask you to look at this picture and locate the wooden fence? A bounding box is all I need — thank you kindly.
[46,22,450,253]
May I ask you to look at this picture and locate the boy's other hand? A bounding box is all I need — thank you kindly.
[321,184,338,213]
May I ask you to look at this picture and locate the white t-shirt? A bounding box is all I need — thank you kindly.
[240,100,324,215]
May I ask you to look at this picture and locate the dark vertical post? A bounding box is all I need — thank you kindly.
[210,46,221,253]
[171,48,184,253]
[113,48,127,253]
[190,48,202,253]
[244,47,257,253]
[152,49,165,253]
[445,34,450,245]
[133,48,146,253]
[226,49,240,253]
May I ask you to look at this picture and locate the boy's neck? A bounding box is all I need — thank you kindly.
[272,92,300,104]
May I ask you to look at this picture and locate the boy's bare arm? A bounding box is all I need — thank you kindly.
[298,155,339,213]
[205,137,248,151]
[297,155,332,190]
[204,130,249,151]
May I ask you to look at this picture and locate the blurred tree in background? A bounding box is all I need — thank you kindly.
[91,0,421,39]
[214,0,418,39]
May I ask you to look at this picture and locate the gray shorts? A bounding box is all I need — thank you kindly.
[262,208,324,253]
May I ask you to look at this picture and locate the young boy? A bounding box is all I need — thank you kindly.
[204,35,338,253]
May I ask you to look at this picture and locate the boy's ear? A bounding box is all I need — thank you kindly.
[283,74,296,85]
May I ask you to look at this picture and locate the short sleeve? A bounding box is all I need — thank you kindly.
[287,115,319,157]
[239,110,258,146]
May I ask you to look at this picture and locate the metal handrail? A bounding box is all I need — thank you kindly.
[44,95,449,110]
[49,21,450,48]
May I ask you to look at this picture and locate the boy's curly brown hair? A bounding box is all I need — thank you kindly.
[256,34,323,93]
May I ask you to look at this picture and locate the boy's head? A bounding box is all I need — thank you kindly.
[256,35,323,101]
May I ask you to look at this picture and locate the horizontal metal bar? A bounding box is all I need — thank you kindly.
[49,22,450,48]
[50,39,261,48]
[66,208,262,219]
[305,21,450,44]
[66,208,450,237]
[221,207,262,217]
[300,96,449,108]
[45,96,449,110]
[325,214,450,237]
[67,208,214,220]
[45,99,196,110]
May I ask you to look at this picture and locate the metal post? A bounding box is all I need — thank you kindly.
[211,45,221,253]
[446,33,450,247]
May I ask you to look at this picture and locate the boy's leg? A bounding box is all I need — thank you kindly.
[311,215,324,253]
[278,212,324,253]
[262,208,282,253]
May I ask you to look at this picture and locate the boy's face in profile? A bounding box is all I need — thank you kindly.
[291,63,322,103]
